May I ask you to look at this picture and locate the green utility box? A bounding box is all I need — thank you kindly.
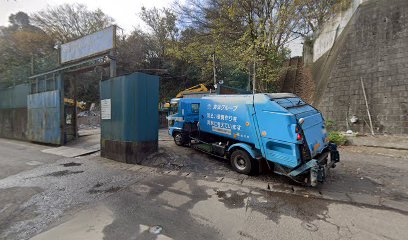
[100,72,159,164]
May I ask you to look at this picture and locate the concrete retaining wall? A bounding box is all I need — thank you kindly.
[0,108,28,140]
[315,0,408,134]
[313,0,371,62]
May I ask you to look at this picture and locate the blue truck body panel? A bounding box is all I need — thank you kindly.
[228,143,260,159]
[168,93,338,181]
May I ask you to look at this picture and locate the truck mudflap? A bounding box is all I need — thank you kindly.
[288,143,340,186]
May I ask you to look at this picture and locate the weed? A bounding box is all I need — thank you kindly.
[328,131,347,145]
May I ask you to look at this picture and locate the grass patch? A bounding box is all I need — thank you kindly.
[328,131,348,145]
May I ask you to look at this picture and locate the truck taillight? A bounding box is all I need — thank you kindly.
[297,133,302,141]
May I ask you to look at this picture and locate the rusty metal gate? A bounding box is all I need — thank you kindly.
[27,90,62,144]
[23,26,117,145]
[27,72,64,145]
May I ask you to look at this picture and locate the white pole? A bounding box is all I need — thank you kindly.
[360,77,375,135]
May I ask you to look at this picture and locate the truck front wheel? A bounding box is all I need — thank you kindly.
[173,132,185,146]
[230,149,253,175]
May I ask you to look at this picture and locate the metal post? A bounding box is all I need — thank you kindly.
[212,52,217,86]
[247,67,251,91]
[110,49,117,78]
[110,25,117,78]
[252,61,256,94]
[73,75,78,139]
[57,72,65,145]
[30,55,34,75]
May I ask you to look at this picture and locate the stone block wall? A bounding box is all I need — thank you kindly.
[280,57,315,103]
[316,0,408,134]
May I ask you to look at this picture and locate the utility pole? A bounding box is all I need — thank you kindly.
[252,61,256,94]
[212,52,217,86]
[247,66,251,91]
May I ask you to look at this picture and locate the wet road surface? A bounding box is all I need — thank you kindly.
[0,132,407,239]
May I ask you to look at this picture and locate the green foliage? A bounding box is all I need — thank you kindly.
[328,131,347,145]
[1,1,349,101]
[0,11,54,87]
[325,119,336,131]
[0,5,114,90]
[297,0,353,36]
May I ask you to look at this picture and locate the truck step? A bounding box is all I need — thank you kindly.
[192,143,212,153]
[191,143,226,159]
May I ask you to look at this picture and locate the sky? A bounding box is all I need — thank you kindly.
[0,0,175,33]
[0,0,302,56]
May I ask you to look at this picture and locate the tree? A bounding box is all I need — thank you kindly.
[297,0,352,37]
[176,0,300,92]
[116,29,156,74]
[0,12,53,85]
[31,3,114,42]
[8,11,30,29]
[140,7,179,66]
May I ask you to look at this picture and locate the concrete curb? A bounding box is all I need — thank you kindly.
[346,136,408,151]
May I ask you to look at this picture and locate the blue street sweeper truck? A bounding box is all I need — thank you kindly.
[167,93,340,186]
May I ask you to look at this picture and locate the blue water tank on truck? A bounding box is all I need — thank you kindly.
[167,93,340,186]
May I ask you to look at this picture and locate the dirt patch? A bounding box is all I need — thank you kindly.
[61,162,82,167]
[45,170,84,177]
[88,182,121,194]
[93,182,104,188]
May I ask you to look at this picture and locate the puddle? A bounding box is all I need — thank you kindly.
[61,162,82,167]
[216,190,248,209]
[45,170,84,177]
[216,189,331,224]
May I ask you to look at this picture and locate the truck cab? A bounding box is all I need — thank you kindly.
[167,93,339,186]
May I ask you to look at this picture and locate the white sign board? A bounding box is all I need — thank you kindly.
[101,99,111,120]
[60,26,115,63]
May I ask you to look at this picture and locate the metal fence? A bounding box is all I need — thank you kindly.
[0,83,30,109]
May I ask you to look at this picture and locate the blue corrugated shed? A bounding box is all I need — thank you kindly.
[100,72,159,142]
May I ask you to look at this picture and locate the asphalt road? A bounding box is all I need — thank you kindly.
[0,133,407,240]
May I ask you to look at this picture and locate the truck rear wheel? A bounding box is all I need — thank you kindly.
[173,132,185,146]
[230,149,254,175]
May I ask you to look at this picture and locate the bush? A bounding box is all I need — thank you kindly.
[325,119,336,131]
[328,131,347,145]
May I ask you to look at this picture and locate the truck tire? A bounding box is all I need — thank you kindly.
[173,132,185,146]
[230,149,254,175]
